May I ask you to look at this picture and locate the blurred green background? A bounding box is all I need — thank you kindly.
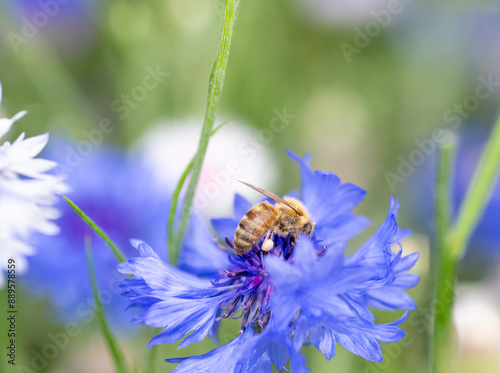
[1,0,500,372]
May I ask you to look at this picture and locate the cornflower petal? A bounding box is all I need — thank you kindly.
[166,328,259,373]
[178,213,232,277]
[119,241,230,348]
[0,84,67,285]
[286,150,370,244]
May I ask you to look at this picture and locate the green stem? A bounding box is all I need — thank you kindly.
[451,115,500,259]
[85,238,128,373]
[431,248,459,373]
[172,0,241,258]
[167,122,229,264]
[431,140,457,373]
[432,114,500,372]
[435,140,455,251]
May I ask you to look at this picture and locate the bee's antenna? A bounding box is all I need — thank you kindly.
[238,180,302,215]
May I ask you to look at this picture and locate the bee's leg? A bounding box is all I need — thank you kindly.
[261,231,274,252]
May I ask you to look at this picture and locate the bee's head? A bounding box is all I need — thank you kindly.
[302,221,315,236]
[282,197,315,236]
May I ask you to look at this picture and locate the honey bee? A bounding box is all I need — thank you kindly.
[233,181,315,255]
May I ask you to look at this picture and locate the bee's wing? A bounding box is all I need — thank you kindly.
[238,180,302,215]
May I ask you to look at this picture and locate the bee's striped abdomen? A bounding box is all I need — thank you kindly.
[233,201,278,255]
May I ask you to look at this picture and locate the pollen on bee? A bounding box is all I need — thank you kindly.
[261,239,274,252]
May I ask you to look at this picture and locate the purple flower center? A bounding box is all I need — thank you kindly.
[212,234,297,332]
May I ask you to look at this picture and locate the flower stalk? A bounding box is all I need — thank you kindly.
[85,237,127,373]
[432,137,457,372]
[167,122,229,263]
[171,0,242,262]
[432,112,500,372]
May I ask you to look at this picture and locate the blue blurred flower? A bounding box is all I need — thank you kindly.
[26,142,169,329]
[5,0,96,55]
[119,151,419,370]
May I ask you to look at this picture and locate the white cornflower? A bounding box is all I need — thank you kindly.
[0,84,68,287]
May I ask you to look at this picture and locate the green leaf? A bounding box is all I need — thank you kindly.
[85,238,128,373]
[167,156,195,264]
[63,195,127,263]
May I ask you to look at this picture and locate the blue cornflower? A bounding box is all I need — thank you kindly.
[119,151,419,371]
[26,142,169,328]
